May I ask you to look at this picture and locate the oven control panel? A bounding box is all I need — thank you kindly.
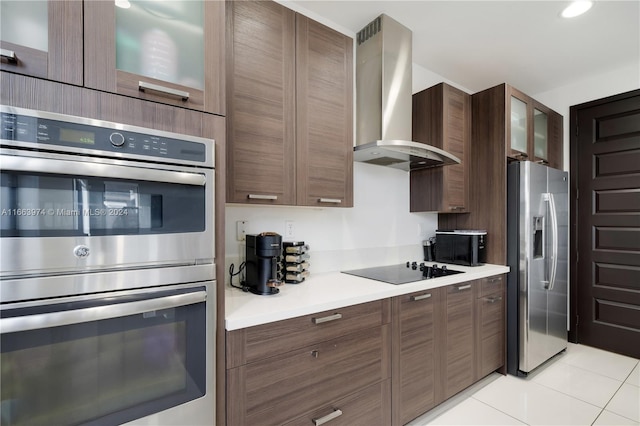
[1,109,207,163]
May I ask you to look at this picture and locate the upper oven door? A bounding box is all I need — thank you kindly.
[0,149,214,278]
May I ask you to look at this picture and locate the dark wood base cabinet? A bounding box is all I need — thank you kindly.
[226,277,506,426]
[392,276,507,426]
[226,300,391,425]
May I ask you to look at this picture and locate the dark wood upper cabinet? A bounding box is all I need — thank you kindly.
[226,0,353,207]
[295,15,353,208]
[411,83,471,213]
[83,0,225,115]
[0,0,83,86]
[506,85,563,168]
[225,0,296,206]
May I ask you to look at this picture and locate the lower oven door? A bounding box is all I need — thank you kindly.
[0,281,215,426]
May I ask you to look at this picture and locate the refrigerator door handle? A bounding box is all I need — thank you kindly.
[548,192,559,291]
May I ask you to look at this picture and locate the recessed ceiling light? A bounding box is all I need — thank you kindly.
[561,0,593,18]
[115,0,131,9]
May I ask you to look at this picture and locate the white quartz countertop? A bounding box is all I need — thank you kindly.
[225,263,509,330]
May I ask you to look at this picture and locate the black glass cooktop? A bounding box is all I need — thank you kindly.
[342,262,463,285]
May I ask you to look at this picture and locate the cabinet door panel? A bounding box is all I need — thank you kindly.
[410,83,470,213]
[296,15,353,207]
[393,289,441,425]
[1,0,82,85]
[226,0,296,205]
[443,283,475,399]
[476,283,505,378]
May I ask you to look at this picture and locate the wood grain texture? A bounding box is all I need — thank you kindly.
[226,299,389,368]
[226,325,390,426]
[411,83,470,213]
[225,0,296,205]
[475,278,505,379]
[442,282,476,399]
[284,380,391,426]
[295,15,353,207]
[547,109,564,169]
[0,0,83,85]
[391,288,443,426]
[440,84,507,264]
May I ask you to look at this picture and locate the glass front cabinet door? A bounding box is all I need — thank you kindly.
[533,106,549,164]
[84,0,224,115]
[0,0,83,85]
[507,89,530,160]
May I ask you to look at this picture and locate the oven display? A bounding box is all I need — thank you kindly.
[59,127,96,145]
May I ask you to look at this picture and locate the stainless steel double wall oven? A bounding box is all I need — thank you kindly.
[0,106,216,425]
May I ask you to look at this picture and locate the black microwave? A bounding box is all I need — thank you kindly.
[435,230,487,266]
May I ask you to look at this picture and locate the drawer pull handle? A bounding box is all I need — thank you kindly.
[487,296,503,303]
[138,81,190,101]
[449,206,465,211]
[319,198,342,204]
[1,48,17,63]
[312,313,342,324]
[457,284,471,291]
[411,293,432,301]
[248,194,278,200]
[488,277,502,283]
[313,409,343,426]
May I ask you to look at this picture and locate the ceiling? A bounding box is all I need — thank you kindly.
[287,0,640,95]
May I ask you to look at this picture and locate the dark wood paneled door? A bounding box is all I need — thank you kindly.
[570,89,640,358]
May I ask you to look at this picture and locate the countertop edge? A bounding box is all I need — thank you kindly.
[225,263,510,330]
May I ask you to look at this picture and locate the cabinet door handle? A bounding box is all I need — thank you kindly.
[516,152,529,160]
[313,409,343,426]
[248,194,278,200]
[487,296,503,303]
[312,313,342,324]
[0,48,17,63]
[449,206,465,211]
[138,81,190,101]
[411,293,432,301]
[536,159,549,165]
[487,277,502,283]
[457,284,471,291]
[318,198,342,204]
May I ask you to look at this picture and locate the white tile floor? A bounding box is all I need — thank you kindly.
[409,343,640,426]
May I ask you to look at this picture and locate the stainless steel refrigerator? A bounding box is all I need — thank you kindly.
[507,161,569,376]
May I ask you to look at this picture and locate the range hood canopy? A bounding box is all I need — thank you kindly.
[355,14,460,171]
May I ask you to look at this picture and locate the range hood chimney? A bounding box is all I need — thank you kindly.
[354,14,460,171]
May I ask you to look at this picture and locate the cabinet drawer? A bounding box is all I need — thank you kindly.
[284,380,391,426]
[479,294,504,338]
[479,275,505,298]
[227,299,389,368]
[227,325,391,426]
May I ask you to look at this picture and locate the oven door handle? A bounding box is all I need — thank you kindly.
[1,155,206,186]
[0,291,206,334]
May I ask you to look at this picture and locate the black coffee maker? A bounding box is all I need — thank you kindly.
[245,232,283,295]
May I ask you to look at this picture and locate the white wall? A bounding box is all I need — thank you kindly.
[532,61,640,171]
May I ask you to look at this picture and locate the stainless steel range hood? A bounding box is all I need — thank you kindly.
[355,14,460,171]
